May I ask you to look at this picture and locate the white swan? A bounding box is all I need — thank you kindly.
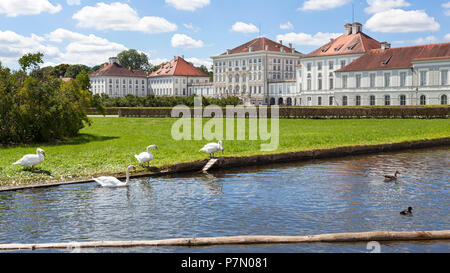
[13,148,46,168]
[93,165,136,188]
[200,140,224,159]
[135,145,158,167]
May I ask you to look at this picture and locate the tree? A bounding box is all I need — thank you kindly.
[18,52,44,73]
[117,49,151,72]
[64,64,91,79]
[50,64,70,78]
[75,70,91,90]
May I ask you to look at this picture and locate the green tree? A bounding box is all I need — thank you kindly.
[18,52,44,73]
[117,49,151,71]
[64,64,91,79]
[50,64,70,78]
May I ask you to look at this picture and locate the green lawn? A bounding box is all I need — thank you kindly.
[1,117,449,186]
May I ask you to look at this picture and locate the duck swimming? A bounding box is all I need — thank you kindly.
[400,207,413,215]
[384,171,400,182]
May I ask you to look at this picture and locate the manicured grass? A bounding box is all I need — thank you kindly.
[0,117,449,186]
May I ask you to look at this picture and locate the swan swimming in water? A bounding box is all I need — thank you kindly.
[135,145,158,167]
[13,148,46,169]
[200,141,224,159]
[93,165,136,188]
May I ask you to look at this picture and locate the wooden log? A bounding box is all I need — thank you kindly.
[0,230,449,251]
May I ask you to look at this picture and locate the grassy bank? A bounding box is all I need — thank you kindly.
[0,117,449,186]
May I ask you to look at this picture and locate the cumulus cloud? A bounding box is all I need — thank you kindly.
[171,34,204,48]
[0,30,59,63]
[280,22,294,30]
[231,22,259,34]
[276,32,341,46]
[185,57,212,68]
[443,2,450,16]
[66,0,80,6]
[165,0,210,11]
[364,0,410,14]
[183,23,200,32]
[365,9,440,33]
[0,28,127,67]
[300,0,351,11]
[0,0,61,17]
[73,2,177,33]
[444,34,450,41]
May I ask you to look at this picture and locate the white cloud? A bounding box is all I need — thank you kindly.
[412,36,438,44]
[365,9,440,33]
[0,0,61,17]
[0,28,127,67]
[300,0,351,11]
[165,0,210,11]
[276,32,341,46]
[444,34,450,41]
[149,58,170,66]
[443,2,450,16]
[231,22,259,34]
[364,0,410,14]
[171,34,204,48]
[183,23,200,32]
[73,2,177,33]
[0,30,59,63]
[280,22,294,30]
[185,57,212,68]
[66,0,81,6]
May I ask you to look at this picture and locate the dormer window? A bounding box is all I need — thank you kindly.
[382,56,392,65]
[334,44,344,51]
[347,43,358,50]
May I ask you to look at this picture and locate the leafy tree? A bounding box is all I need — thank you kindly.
[117,49,151,72]
[75,70,91,90]
[64,64,91,79]
[50,64,70,78]
[18,52,44,73]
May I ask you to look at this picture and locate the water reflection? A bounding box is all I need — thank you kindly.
[0,147,448,253]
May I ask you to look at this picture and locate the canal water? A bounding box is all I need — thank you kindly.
[0,148,448,253]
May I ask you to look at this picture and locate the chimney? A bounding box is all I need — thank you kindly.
[279,40,283,45]
[381,42,391,50]
[109,57,118,64]
[352,22,362,34]
[289,43,292,49]
[249,46,253,52]
[226,49,230,55]
[344,23,352,35]
[182,55,184,59]
[265,45,269,51]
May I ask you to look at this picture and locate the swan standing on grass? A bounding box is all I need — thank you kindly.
[93,165,136,188]
[200,141,224,159]
[135,145,158,167]
[13,148,46,169]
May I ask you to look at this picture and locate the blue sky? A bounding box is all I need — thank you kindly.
[0,0,449,70]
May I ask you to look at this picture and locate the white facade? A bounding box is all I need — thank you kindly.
[91,76,147,97]
[148,76,210,97]
[333,59,450,106]
[267,80,297,105]
[188,83,216,97]
[211,40,302,105]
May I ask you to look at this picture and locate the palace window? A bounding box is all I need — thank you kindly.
[441,70,448,85]
[384,73,391,87]
[441,95,448,105]
[356,95,361,106]
[400,95,406,106]
[342,96,348,106]
[400,72,407,87]
[420,95,426,105]
[356,74,361,88]
[420,71,427,86]
[384,95,390,106]
[370,73,376,88]
[370,95,376,106]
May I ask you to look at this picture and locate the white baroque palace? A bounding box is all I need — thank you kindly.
[296,23,449,106]
[89,23,449,105]
[211,37,303,105]
[90,57,148,97]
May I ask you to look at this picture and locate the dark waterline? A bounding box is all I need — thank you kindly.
[0,147,449,253]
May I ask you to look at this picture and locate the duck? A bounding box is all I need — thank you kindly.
[93,165,136,188]
[200,140,224,159]
[400,207,413,216]
[13,148,46,169]
[384,171,400,182]
[135,145,158,168]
